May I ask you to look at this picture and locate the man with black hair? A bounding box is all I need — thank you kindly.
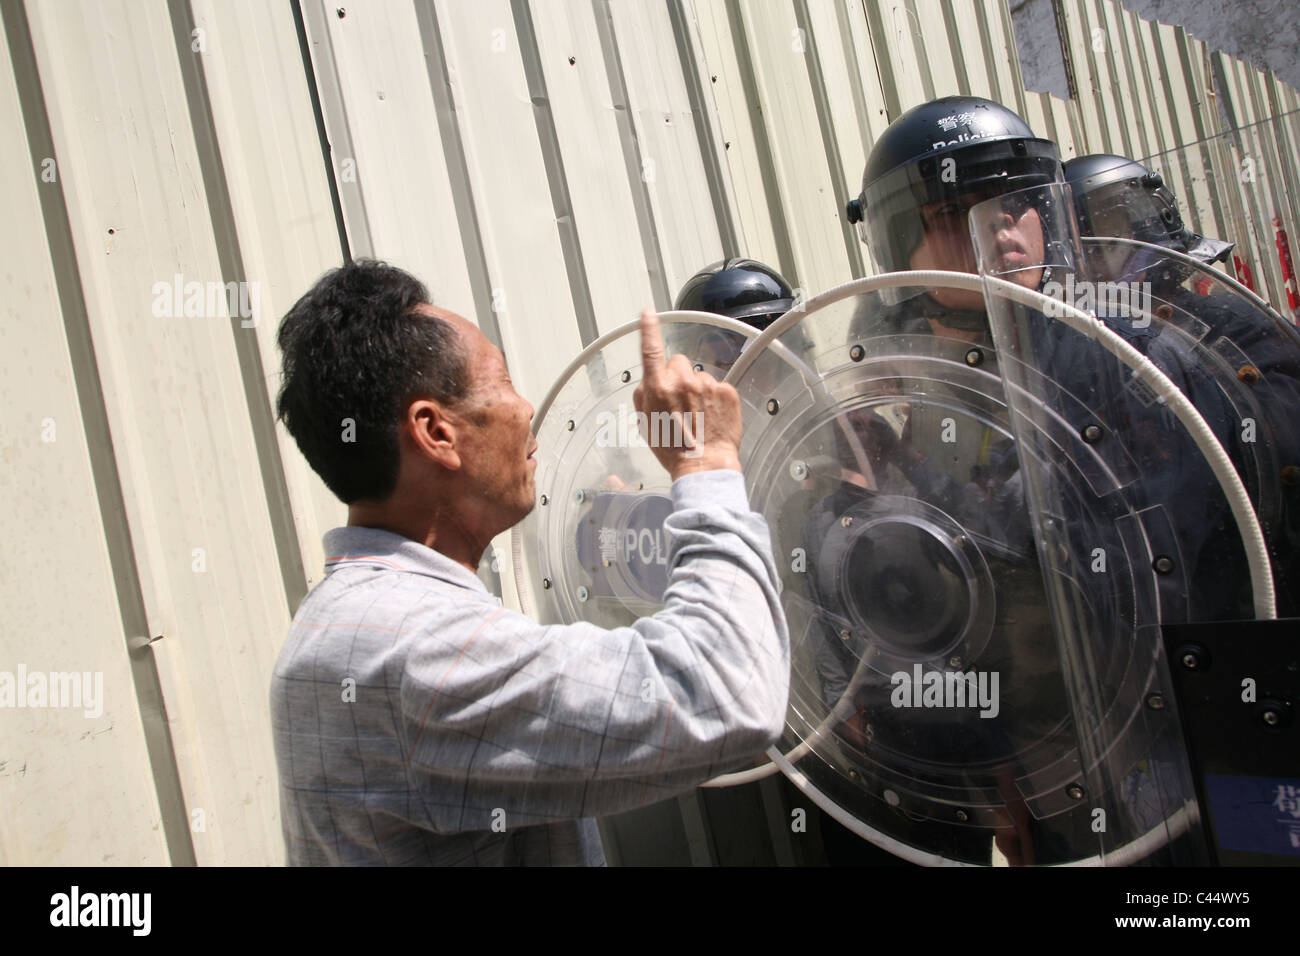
[269,259,790,865]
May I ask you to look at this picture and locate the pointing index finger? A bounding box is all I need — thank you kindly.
[639,308,666,385]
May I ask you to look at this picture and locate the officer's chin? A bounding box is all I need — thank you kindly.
[929,286,986,311]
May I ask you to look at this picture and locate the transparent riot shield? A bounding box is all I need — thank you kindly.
[511,311,812,629]
[967,181,1289,866]
[1077,234,1300,617]
[720,274,1170,866]
[516,261,1287,866]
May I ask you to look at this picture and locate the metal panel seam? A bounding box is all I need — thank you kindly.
[792,0,865,277]
[290,0,351,261]
[298,0,375,258]
[592,0,672,310]
[668,0,741,261]
[412,0,504,348]
[724,0,796,280]
[0,0,195,867]
[168,0,308,616]
[509,0,600,348]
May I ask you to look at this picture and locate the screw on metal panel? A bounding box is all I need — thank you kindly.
[840,515,853,527]
[540,494,549,505]
[883,789,899,806]
[1152,555,1174,574]
[620,370,631,382]
[576,586,589,602]
[1238,365,1261,385]
[1262,709,1281,727]
[848,769,859,780]
[542,577,552,589]
[568,56,576,64]
[839,629,850,641]
[1081,423,1103,444]
[789,460,808,480]
[766,398,780,415]
[1066,784,1085,800]
[566,419,575,431]
[336,7,345,17]
[953,535,968,548]
[1146,693,1166,710]
[849,344,865,362]
[1181,652,1200,670]
[948,656,963,670]
[964,348,983,367]
[693,363,704,372]
[574,489,585,503]
[954,809,970,822]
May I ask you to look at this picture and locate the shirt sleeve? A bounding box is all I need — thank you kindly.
[399,469,791,833]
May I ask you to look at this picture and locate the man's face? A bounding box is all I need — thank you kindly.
[909,190,1046,312]
[1081,199,1138,282]
[421,306,537,531]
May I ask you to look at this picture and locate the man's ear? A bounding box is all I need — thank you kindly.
[405,398,461,471]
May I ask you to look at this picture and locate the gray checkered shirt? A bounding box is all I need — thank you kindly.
[270,469,790,865]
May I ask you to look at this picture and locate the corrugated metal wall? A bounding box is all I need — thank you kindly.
[2,0,1296,866]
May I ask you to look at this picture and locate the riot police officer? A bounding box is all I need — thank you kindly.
[1063,153,1232,286]
[1065,154,1300,615]
[823,97,1240,864]
[816,96,1077,864]
[845,95,1064,340]
[674,257,796,328]
[669,257,797,372]
[836,96,1059,550]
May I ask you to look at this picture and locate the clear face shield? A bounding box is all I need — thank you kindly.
[1074,174,1184,283]
[852,178,1072,314]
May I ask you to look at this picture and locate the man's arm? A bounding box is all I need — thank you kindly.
[400,469,788,832]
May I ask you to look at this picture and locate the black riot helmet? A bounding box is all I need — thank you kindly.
[1063,154,1234,284]
[845,96,1063,274]
[671,258,798,372]
[673,258,795,330]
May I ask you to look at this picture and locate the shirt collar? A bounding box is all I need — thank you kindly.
[321,526,490,594]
